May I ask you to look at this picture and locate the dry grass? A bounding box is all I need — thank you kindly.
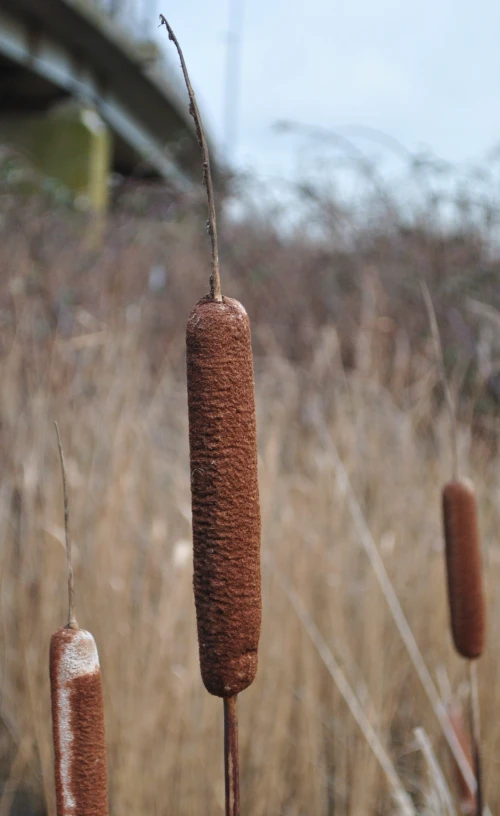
[0,195,499,815]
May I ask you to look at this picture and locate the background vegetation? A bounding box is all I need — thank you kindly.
[0,146,499,814]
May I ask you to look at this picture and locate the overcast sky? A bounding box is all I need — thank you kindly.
[152,0,500,182]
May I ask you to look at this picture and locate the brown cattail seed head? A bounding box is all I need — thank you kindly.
[186,296,261,697]
[442,480,486,659]
[50,628,109,816]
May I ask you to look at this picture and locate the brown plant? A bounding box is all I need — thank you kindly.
[442,480,486,661]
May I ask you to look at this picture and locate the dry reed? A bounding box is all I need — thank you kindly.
[0,314,498,815]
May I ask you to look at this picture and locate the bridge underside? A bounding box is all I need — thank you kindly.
[0,51,141,178]
[0,1,201,187]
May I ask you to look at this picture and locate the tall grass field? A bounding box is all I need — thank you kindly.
[0,165,499,814]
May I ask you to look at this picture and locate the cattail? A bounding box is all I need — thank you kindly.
[50,424,109,816]
[50,628,108,816]
[442,479,486,660]
[423,285,485,809]
[187,295,261,697]
[160,15,261,814]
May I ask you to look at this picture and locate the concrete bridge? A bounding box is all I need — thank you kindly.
[0,0,202,210]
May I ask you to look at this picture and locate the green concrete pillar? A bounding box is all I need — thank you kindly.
[0,104,112,214]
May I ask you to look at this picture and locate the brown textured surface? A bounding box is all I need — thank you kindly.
[442,480,486,659]
[186,296,261,697]
[50,628,109,816]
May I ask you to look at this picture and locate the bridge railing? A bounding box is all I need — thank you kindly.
[82,0,191,124]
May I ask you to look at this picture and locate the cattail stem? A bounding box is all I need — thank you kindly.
[159,13,222,302]
[469,661,483,816]
[224,696,240,816]
[421,282,458,480]
[54,422,78,630]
